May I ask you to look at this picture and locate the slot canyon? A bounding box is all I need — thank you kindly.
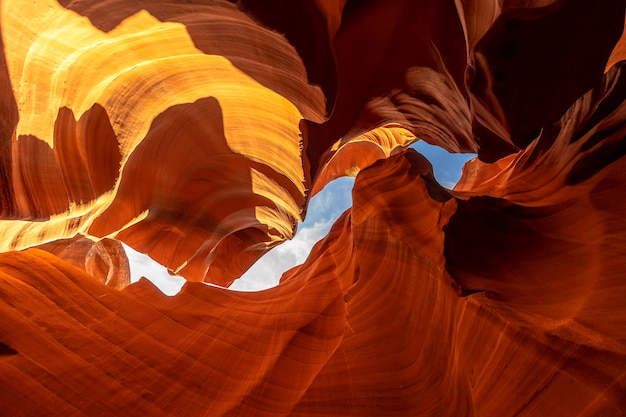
[0,1,625,415]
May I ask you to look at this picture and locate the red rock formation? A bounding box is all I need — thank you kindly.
[0,0,625,415]
[36,236,130,289]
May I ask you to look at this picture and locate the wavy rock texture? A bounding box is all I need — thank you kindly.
[36,236,130,289]
[1,0,626,416]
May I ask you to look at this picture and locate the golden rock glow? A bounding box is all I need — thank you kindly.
[0,1,625,416]
[1,1,310,283]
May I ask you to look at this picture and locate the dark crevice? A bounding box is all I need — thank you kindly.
[460,288,485,297]
[0,341,17,356]
[473,0,625,149]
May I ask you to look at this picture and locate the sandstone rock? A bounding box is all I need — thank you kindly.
[0,1,625,415]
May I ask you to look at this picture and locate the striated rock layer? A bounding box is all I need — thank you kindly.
[1,0,626,416]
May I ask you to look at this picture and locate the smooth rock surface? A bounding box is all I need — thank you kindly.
[0,1,625,415]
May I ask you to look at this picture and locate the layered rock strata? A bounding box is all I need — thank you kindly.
[0,0,625,415]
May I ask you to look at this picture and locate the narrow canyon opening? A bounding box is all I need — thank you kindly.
[124,141,476,294]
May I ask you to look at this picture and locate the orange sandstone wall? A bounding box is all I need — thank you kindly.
[0,0,625,416]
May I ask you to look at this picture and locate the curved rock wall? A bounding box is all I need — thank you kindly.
[0,0,625,415]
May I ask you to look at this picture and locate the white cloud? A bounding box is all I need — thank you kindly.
[230,219,335,291]
[123,219,338,294]
[231,146,476,291]
[123,144,473,295]
[306,177,354,222]
[124,243,186,295]
[123,178,355,294]
[231,177,355,291]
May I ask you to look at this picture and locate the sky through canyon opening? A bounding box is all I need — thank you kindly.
[124,141,476,294]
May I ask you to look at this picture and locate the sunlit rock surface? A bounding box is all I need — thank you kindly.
[1,0,625,415]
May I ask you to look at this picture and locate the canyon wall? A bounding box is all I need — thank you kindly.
[0,1,625,415]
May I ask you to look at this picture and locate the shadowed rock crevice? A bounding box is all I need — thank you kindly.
[0,342,17,356]
[1,1,626,415]
[12,104,121,219]
[89,97,291,287]
[0,21,18,218]
[472,0,625,148]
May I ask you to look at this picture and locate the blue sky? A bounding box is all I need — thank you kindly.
[125,141,476,294]
[230,176,355,291]
[411,140,476,188]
